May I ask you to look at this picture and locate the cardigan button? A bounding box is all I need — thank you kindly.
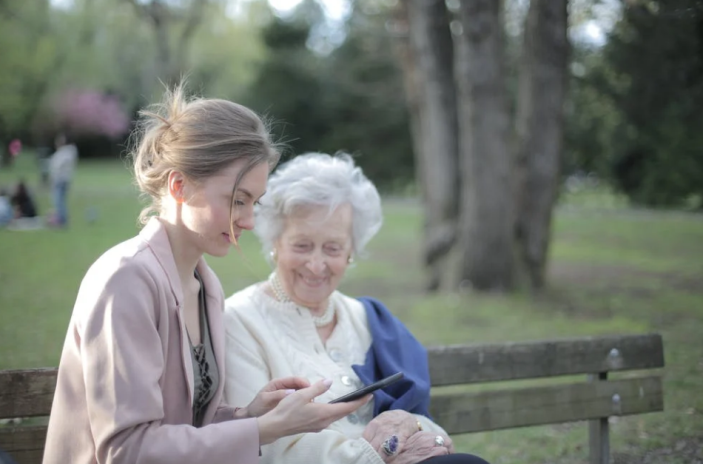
[347,413,359,424]
[329,349,344,362]
[341,375,352,386]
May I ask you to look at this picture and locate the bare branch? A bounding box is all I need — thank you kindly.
[177,0,208,52]
[122,0,170,26]
[0,2,20,21]
[122,0,149,17]
[0,2,39,30]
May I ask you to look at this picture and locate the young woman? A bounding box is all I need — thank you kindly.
[42,88,369,464]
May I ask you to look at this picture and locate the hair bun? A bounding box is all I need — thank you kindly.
[128,82,280,226]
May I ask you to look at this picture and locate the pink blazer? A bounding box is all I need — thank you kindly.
[43,218,259,464]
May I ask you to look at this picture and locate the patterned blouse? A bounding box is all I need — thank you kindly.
[190,270,219,427]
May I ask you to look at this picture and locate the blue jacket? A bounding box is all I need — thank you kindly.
[352,297,431,417]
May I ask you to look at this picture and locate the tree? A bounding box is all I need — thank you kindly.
[401,0,459,292]
[243,1,332,158]
[395,0,571,292]
[513,0,569,289]
[122,0,210,85]
[0,0,63,164]
[321,0,414,188]
[187,1,268,100]
[454,0,515,291]
[246,0,415,188]
[0,0,267,162]
[586,0,703,207]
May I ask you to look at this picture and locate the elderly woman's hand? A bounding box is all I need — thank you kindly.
[362,410,422,458]
[385,432,454,464]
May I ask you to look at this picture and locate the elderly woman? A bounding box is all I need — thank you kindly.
[223,153,489,464]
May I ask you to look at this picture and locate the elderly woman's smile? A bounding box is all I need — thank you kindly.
[274,203,353,313]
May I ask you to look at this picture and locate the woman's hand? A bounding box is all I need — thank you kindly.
[236,376,311,419]
[386,432,454,464]
[362,410,421,455]
[256,379,371,445]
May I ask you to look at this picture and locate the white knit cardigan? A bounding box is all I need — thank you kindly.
[223,283,446,464]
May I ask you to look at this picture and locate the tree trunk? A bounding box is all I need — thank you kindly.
[152,8,174,83]
[124,0,207,84]
[455,0,515,291]
[514,0,569,290]
[390,2,423,201]
[405,0,460,292]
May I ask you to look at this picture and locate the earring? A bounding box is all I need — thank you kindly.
[270,249,277,262]
[347,255,354,265]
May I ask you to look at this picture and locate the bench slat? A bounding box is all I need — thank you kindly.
[0,369,57,419]
[0,376,665,462]
[0,334,665,417]
[0,426,46,464]
[428,333,664,386]
[430,375,663,435]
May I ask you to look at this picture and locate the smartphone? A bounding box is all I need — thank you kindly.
[328,372,404,404]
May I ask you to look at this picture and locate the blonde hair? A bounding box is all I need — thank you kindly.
[129,84,280,233]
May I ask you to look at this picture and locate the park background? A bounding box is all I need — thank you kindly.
[1,0,702,463]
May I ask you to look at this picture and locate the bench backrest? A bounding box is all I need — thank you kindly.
[0,333,664,464]
[426,333,664,433]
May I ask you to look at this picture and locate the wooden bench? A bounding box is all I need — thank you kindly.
[0,333,664,464]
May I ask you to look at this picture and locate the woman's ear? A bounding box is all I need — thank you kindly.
[167,171,187,203]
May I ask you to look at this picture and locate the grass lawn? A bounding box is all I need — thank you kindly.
[1,156,702,463]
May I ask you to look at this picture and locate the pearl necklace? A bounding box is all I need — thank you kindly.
[269,273,336,327]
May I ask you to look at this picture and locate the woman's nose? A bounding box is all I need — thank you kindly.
[235,207,255,231]
[306,254,326,274]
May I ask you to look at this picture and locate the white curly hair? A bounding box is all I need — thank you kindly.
[254,152,383,264]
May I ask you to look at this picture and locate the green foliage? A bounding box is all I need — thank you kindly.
[177,1,270,102]
[244,0,414,190]
[569,1,703,208]
[0,0,266,152]
[0,0,410,177]
[565,49,620,176]
[0,0,59,138]
[243,1,331,153]
[320,3,414,188]
[53,0,157,111]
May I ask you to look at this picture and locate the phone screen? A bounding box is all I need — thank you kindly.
[328,372,404,404]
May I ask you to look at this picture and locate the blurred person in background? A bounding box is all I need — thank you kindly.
[0,187,13,227]
[10,180,38,220]
[35,142,53,188]
[8,139,22,163]
[47,133,78,227]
